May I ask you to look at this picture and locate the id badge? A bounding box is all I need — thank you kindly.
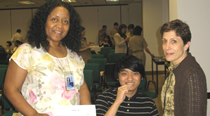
[65,72,74,90]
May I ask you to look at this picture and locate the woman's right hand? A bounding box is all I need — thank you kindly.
[115,85,131,104]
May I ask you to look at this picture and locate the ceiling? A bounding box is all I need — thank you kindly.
[0,0,142,9]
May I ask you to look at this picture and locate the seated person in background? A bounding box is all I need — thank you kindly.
[99,35,112,47]
[96,55,159,116]
[12,40,21,53]
[5,41,13,54]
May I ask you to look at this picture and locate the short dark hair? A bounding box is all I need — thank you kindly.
[114,22,118,26]
[17,29,21,33]
[6,41,12,47]
[102,25,107,28]
[128,24,134,29]
[15,40,21,45]
[27,0,82,54]
[81,26,85,32]
[133,26,142,36]
[115,55,145,79]
[118,24,127,38]
[160,19,191,52]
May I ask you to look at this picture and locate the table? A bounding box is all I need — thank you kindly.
[147,57,168,94]
[90,45,103,54]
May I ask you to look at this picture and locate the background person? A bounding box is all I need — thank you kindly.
[160,19,207,116]
[98,25,107,44]
[4,0,91,115]
[109,22,118,48]
[114,24,129,54]
[11,29,24,44]
[79,26,94,63]
[128,26,154,67]
[99,35,112,47]
[96,55,159,116]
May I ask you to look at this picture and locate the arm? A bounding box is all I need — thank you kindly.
[104,85,131,116]
[181,73,207,116]
[4,60,48,116]
[79,46,90,52]
[99,30,106,36]
[144,47,154,57]
[114,35,129,47]
[79,80,91,105]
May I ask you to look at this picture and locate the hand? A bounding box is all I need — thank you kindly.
[151,53,155,57]
[115,85,131,104]
[89,41,94,44]
[125,37,129,42]
[33,113,49,116]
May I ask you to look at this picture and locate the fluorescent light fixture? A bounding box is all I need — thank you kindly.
[106,0,119,1]
[62,0,77,2]
[18,1,35,4]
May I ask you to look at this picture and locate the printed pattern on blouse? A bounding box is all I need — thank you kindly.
[161,66,176,116]
[11,43,85,116]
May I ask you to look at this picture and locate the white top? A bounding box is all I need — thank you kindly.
[11,43,85,115]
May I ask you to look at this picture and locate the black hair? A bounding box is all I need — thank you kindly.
[27,0,82,54]
[133,26,142,36]
[114,22,118,26]
[102,25,107,28]
[118,24,127,38]
[17,29,21,33]
[128,24,134,29]
[160,19,191,52]
[15,40,21,45]
[115,55,145,79]
[81,26,85,31]
[6,41,12,47]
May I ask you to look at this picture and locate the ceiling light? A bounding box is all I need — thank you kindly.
[18,1,35,4]
[106,0,119,1]
[62,0,77,2]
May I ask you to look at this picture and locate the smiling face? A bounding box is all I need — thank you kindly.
[45,6,70,43]
[162,30,190,65]
[118,69,141,94]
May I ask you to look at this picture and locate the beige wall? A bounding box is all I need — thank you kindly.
[174,0,210,115]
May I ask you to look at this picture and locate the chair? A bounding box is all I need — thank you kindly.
[109,49,115,54]
[83,69,95,103]
[103,63,119,88]
[107,53,126,63]
[91,54,104,59]
[100,47,112,58]
[0,67,7,94]
[87,58,107,72]
[1,86,18,116]
[0,52,8,65]
[84,63,100,89]
[138,77,157,99]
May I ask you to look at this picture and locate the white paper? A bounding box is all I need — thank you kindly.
[54,105,96,116]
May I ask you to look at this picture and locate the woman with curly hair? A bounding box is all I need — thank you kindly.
[4,0,91,115]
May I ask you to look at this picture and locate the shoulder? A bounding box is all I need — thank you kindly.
[114,33,120,37]
[68,49,85,64]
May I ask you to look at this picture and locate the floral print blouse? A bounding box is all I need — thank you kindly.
[11,43,85,116]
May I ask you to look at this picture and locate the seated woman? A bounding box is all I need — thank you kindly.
[99,35,112,47]
[96,55,159,116]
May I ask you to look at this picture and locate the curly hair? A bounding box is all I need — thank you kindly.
[27,0,82,54]
[160,19,191,52]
